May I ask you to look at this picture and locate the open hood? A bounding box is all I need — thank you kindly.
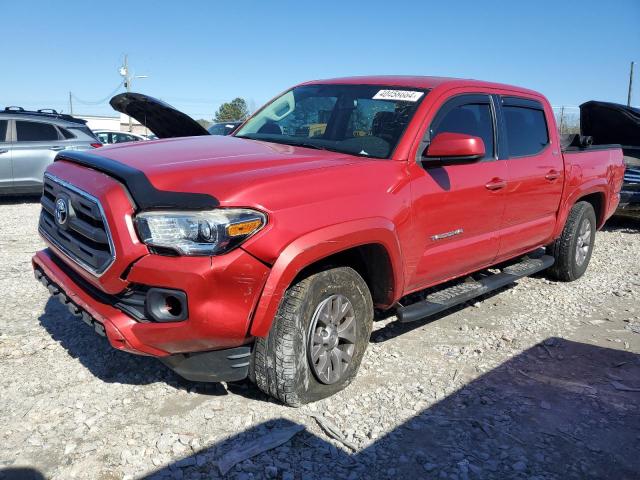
[109,92,210,139]
[580,100,640,147]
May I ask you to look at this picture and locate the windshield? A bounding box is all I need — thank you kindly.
[235,84,427,159]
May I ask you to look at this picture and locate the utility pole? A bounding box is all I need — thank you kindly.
[68,91,73,115]
[120,54,133,132]
[628,61,635,107]
[119,54,149,132]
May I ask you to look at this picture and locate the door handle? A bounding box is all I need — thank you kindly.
[545,170,560,181]
[485,178,507,191]
[0,149,8,154]
[49,146,65,151]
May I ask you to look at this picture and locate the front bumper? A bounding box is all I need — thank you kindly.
[33,246,270,355]
[33,251,264,382]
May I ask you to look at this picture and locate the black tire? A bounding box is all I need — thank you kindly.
[546,201,597,282]
[250,267,373,406]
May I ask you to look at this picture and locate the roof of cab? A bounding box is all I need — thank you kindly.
[299,75,542,97]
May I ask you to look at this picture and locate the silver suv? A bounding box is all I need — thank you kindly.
[0,107,101,195]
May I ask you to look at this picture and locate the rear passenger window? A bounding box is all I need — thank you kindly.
[70,126,98,140]
[0,120,7,141]
[503,104,549,157]
[16,121,60,142]
[59,127,76,139]
[430,102,494,160]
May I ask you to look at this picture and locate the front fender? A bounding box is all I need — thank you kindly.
[248,217,404,337]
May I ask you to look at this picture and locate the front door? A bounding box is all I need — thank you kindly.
[408,94,507,290]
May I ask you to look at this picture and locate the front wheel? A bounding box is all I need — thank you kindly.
[250,267,373,406]
[546,201,597,281]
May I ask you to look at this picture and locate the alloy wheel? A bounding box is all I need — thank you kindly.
[575,218,592,266]
[307,294,357,384]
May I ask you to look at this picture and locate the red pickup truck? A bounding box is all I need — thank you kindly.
[32,77,625,406]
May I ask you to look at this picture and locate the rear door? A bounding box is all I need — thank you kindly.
[408,94,508,289]
[0,120,11,190]
[496,97,563,260]
[11,120,62,191]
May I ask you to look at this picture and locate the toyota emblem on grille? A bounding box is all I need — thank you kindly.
[55,198,69,226]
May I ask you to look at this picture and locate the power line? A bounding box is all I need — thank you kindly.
[71,80,125,105]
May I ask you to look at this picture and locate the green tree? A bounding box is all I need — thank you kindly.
[214,98,250,122]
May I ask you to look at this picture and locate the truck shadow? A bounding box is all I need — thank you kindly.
[38,281,515,399]
[37,298,234,395]
[0,468,45,480]
[39,283,510,395]
[136,337,638,479]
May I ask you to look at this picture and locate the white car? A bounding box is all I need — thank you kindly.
[93,130,147,144]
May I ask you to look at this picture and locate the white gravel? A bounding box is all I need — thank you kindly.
[1,199,639,480]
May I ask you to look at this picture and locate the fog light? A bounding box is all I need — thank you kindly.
[146,288,188,322]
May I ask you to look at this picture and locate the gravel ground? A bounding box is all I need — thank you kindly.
[1,198,639,480]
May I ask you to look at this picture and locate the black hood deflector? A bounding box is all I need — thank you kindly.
[109,92,210,139]
[55,150,219,211]
[580,101,640,147]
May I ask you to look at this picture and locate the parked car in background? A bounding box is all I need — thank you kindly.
[33,77,625,405]
[93,130,147,145]
[208,122,242,136]
[0,107,101,195]
[580,101,640,219]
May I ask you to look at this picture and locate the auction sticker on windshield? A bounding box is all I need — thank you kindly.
[372,90,424,102]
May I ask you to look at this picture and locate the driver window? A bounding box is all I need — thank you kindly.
[430,101,495,160]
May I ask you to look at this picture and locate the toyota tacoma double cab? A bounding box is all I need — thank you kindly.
[32,77,625,406]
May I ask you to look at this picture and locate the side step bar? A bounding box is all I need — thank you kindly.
[397,255,555,323]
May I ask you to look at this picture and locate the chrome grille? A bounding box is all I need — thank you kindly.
[39,174,115,276]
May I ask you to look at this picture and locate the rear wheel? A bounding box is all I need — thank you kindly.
[250,267,373,406]
[546,201,597,281]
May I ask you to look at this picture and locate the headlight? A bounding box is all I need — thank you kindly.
[135,209,266,256]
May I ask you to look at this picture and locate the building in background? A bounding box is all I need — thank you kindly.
[77,113,150,135]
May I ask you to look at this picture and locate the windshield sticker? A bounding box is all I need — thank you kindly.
[372,90,424,102]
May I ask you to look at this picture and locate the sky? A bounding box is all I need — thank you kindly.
[1,0,638,119]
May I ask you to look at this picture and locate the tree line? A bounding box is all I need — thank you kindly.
[196,97,250,129]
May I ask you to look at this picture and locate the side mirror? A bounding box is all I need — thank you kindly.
[423,132,485,164]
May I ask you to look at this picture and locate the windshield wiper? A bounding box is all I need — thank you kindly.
[268,139,328,151]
